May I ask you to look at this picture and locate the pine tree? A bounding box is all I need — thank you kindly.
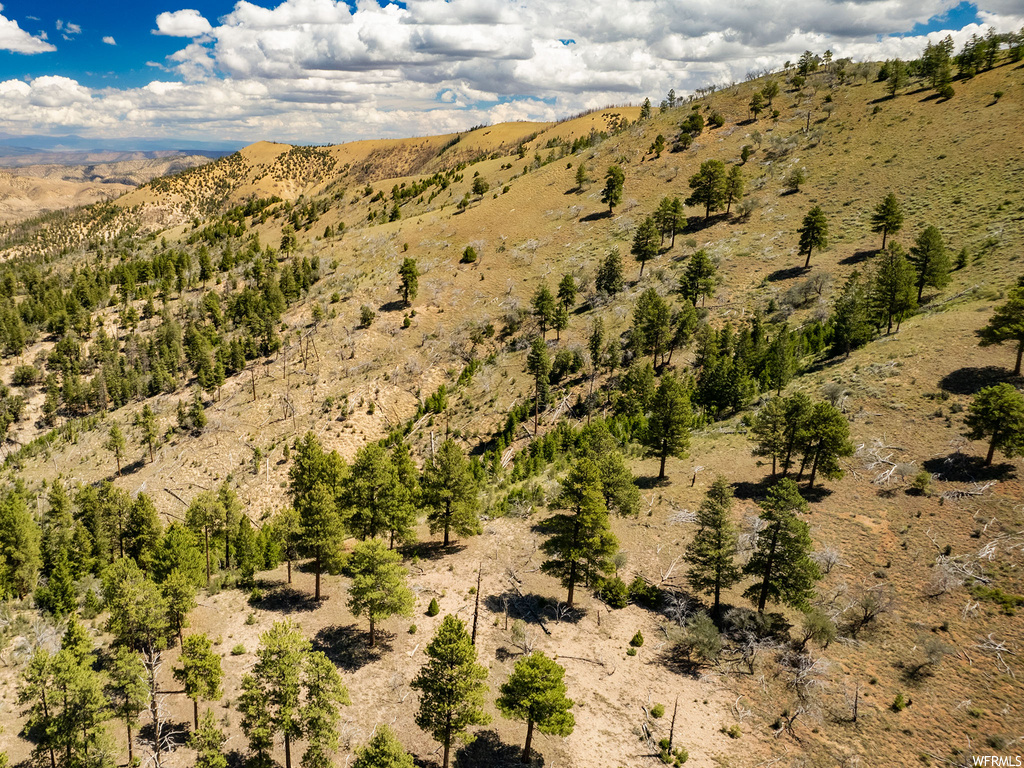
[681,249,716,305]
[421,439,480,546]
[540,458,618,606]
[174,633,223,729]
[557,273,578,310]
[964,383,1024,465]
[105,422,127,477]
[798,206,828,268]
[601,165,625,213]
[107,647,149,765]
[125,493,162,572]
[977,281,1024,375]
[645,373,692,481]
[102,557,169,652]
[301,651,350,768]
[351,725,415,768]
[344,443,403,542]
[631,216,660,278]
[686,159,727,219]
[347,539,414,647]
[152,523,205,586]
[908,226,951,301]
[398,258,419,307]
[496,652,575,764]
[870,242,917,334]
[595,249,625,295]
[750,397,787,475]
[685,477,741,616]
[410,615,490,768]
[239,620,309,768]
[800,402,855,489]
[870,193,904,250]
[135,405,159,463]
[526,337,551,436]
[631,288,672,366]
[0,488,40,599]
[742,479,820,613]
[161,569,198,645]
[574,163,589,191]
[190,710,228,768]
[724,166,745,214]
[18,649,58,768]
[185,490,224,585]
[272,506,303,584]
[299,483,343,601]
[531,284,556,338]
[830,271,872,357]
[764,324,794,394]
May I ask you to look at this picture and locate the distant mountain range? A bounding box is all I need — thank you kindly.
[0,133,241,167]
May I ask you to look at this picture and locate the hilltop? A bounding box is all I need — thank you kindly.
[0,53,1022,768]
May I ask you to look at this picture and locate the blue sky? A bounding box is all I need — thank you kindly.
[0,0,1019,148]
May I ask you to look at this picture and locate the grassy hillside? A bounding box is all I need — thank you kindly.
[0,56,1021,768]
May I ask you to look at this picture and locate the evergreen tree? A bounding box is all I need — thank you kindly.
[681,249,716,305]
[601,165,625,214]
[235,517,260,585]
[344,443,406,543]
[977,280,1024,375]
[685,476,741,616]
[103,557,169,652]
[18,649,58,768]
[239,620,309,768]
[135,405,159,462]
[645,373,692,481]
[798,206,828,268]
[190,710,228,768]
[764,324,794,394]
[631,216,660,278]
[107,647,149,765]
[743,479,820,613]
[347,539,414,647]
[174,633,223,730]
[686,159,727,219]
[557,273,578,309]
[800,402,855,489]
[351,725,415,768]
[964,383,1024,465]
[152,523,205,586]
[830,271,872,357]
[724,166,745,214]
[273,506,303,585]
[631,288,672,366]
[421,439,480,546]
[531,284,556,338]
[300,651,350,768]
[595,249,625,295]
[410,615,490,768]
[870,242,917,334]
[161,568,198,645]
[496,652,575,764]
[574,163,589,191]
[398,258,419,307]
[526,337,551,436]
[750,397,787,475]
[908,225,951,301]
[552,304,569,341]
[105,422,127,477]
[185,490,224,585]
[540,458,618,607]
[125,493,162,572]
[0,488,40,599]
[871,192,904,250]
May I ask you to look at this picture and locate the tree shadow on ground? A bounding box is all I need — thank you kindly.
[921,452,1016,483]
[455,730,535,768]
[378,299,407,313]
[312,624,391,672]
[766,265,807,282]
[580,210,611,222]
[839,249,875,265]
[225,750,248,768]
[401,540,466,561]
[732,476,833,503]
[939,366,1022,395]
[138,720,190,753]
[636,475,670,490]
[683,216,723,234]
[256,584,321,613]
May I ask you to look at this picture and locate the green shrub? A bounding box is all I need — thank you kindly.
[461,246,478,263]
[359,305,375,328]
[426,597,440,616]
[245,612,257,626]
[938,84,954,100]
[630,630,644,647]
[408,624,417,634]
[628,577,661,608]
[248,587,264,605]
[910,471,932,496]
[720,724,741,739]
[231,644,246,656]
[651,703,665,718]
[892,692,908,712]
[626,647,638,657]
[599,576,629,608]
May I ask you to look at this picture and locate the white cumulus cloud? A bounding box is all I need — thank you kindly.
[0,6,56,53]
[153,9,213,38]
[103,35,116,45]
